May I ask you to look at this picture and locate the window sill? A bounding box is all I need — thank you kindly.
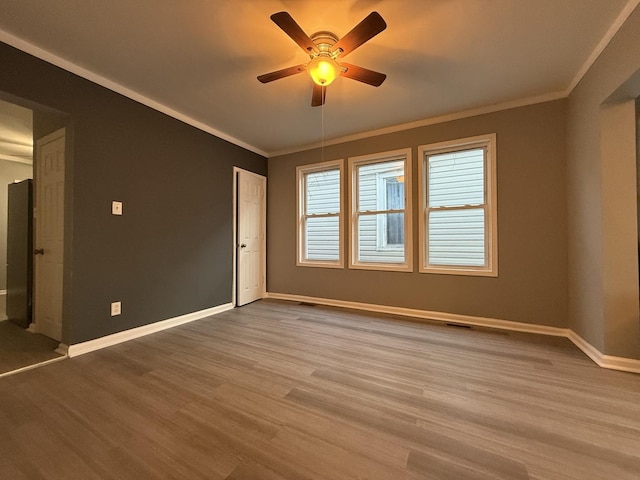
[349,262,413,273]
[420,265,498,277]
[297,261,344,269]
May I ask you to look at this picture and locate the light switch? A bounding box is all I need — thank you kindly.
[112,201,123,215]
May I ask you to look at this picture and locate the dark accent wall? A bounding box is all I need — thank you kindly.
[268,100,568,328]
[1,42,267,344]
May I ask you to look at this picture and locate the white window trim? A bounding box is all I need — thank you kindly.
[418,134,498,277]
[296,159,344,268]
[349,148,413,272]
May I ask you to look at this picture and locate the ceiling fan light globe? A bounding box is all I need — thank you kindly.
[308,57,339,86]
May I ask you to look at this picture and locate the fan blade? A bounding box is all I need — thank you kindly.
[332,12,386,58]
[311,84,326,107]
[271,12,318,55]
[340,63,386,86]
[257,64,306,83]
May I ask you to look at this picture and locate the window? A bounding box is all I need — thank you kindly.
[349,149,412,271]
[297,159,343,268]
[419,134,497,276]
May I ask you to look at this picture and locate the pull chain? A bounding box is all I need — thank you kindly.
[321,98,325,163]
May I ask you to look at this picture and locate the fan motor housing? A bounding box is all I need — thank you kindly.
[310,31,339,57]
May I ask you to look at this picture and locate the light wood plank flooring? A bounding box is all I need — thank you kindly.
[1,299,639,479]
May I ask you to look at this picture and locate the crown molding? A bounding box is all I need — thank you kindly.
[2,0,638,160]
[0,153,32,164]
[267,90,566,157]
[0,29,269,158]
[566,0,640,94]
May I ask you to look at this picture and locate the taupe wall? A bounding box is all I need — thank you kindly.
[268,100,568,327]
[0,42,267,344]
[567,6,640,359]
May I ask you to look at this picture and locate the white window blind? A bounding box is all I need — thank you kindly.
[419,134,497,276]
[305,169,340,261]
[428,148,486,266]
[297,160,343,267]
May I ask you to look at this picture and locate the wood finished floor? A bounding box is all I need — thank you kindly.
[1,299,639,479]
[0,320,63,375]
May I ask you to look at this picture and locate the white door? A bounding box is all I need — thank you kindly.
[236,169,266,306]
[33,129,65,341]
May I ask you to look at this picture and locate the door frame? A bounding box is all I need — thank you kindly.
[232,167,267,307]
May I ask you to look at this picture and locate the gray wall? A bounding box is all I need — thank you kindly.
[567,6,640,359]
[0,42,267,344]
[268,100,568,328]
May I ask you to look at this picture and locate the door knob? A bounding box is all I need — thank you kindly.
[240,243,247,248]
[34,248,44,255]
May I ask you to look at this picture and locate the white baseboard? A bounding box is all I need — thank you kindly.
[266,292,568,336]
[57,293,640,375]
[566,330,640,374]
[55,343,69,356]
[67,303,234,357]
[266,292,640,375]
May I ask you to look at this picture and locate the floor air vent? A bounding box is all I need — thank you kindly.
[445,323,472,329]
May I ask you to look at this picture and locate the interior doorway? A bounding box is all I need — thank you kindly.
[0,97,66,376]
[233,167,266,307]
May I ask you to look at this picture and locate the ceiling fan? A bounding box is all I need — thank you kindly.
[258,11,387,106]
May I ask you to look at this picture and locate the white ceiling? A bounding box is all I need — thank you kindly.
[0,98,32,164]
[0,0,637,157]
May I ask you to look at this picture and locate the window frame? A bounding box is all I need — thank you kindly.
[296,159,344,268]
[418,134,498,276]
[348,148,413,272]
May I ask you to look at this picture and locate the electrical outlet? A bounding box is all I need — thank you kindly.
[111,301,121,316]
[112,201,123,215]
